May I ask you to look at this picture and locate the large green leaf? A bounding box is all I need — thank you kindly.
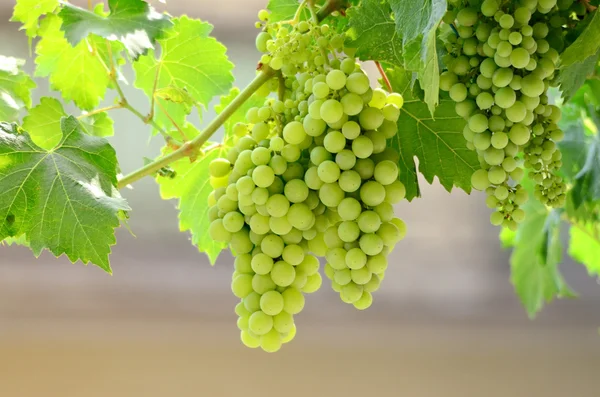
[156,88,264,263]
[508,202,575,318]
[569,224,600,277]
[0,117,129,272]
[560,10,600,69]
[558,49,600,100]
[387,67,479,200]
[133,16,234,132]
[345,0,403,67]
[58,0,172,58]
[11,0,59,38]
[389,0,447,114]
[0,56,36,123]
[35,14,113,110]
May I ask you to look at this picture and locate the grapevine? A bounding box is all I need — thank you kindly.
[1,0,600,352]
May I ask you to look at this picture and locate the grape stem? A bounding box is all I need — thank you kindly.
[375,61,393,92]
[117,66,277,189]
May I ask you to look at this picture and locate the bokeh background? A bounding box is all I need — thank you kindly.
[1,1,599,396]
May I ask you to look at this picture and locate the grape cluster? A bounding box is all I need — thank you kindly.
[207,14,407,352]
[441,0,569,229]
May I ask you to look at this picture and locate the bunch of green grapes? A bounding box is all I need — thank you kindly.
[288,63,407,308]
[207,8,408,352]
[441,0,568,229]
[208,104,326,352]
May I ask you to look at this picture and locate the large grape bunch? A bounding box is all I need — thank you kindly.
[441,0,571,230]
[207,10,407,352]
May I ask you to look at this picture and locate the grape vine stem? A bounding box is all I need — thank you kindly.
[117,67,276,189]
[375,61,392,92]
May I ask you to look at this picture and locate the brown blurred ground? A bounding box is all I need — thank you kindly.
[1,1,599,396]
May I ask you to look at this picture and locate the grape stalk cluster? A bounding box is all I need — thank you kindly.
[207,10,407,352]
[441,0,572,229]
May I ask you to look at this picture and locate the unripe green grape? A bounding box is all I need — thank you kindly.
[374,160,399,185]
[284,179,309,203]
[319,183,345,207]
[473,131,492,151]
[326,69,347,90]
[457,7,478,26]
[494,53,511,68]
[359,107,385,130]
[494,87,516,109]
[339,170,362,192]
[496,41,512,57]
[210,219,232,242]
[469,83,482,97]
[271,261,296,287]
[488,116,505,132]
[352,136,374,159]
[308,100,324,120]
[490,211,505,226]
[346,72,370,95]
[456,100,477,119]
[484,147,505,166]
[366,130,386,154]
[323,130,346,154]
[340,92,364,116]
[457,25,473,39]
[341,121,360,140]
[338,197,362,221]
[468,113,489,133]
[317,160,341,184]
[508,123,530,145]
[487,166,506,184]
[282,287,305,314]
[336,149,357,171]
[351,266,372,285]
[265,194,289,217]
[471,169,490,191]
[481,0,499,16]
[261,233,285,258]
[320,99,344,125]
[358,181,385,207]
[490,131,509,149]
[449,83,468,102]
[303,115,327,137]
[506,101,527,123]
[386,93,404,108]
[359,233,384,256]
[338,221,361,242]
[492,68,513,88]
[440,71,459,91]
[452,55,471,76]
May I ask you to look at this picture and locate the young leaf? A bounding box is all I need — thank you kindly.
[1,234,29,247]
[79,112,115,137]
[560,10,600,69]
[0,117,130,272]
[387,67,479,200]
[11,0,59,38]
[388,0,446,114]
[22,97,65,150]
[133,16,234,132]
[58,0,172,58]
[35,15,112,110]
[156,89,263,263]
[558,49,600,100]
[0,56,36,123]
[510,203,575,318]
[345,0,403,67]
[267,0,309,22]
[568,224,600,277]
[22,97,115,151]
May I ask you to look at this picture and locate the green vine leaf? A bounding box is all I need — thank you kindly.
[156,88,263,263]
[0,117,129,273]
[22,97,65,150]
[345,0,403,67]
[387,67,479,200]
[23,97,116,151]
[133,16,234,132]
[11,0,59,38]
[0,56,36,123]
[569,224,600,277]
[558,48,600,100]
[58,0,172,58]
[35,14,113,110]
[155,86,196,115]
[388,0,446,114]
[506,202,575,318]
[560,10,600,69]
[267,0,309,22]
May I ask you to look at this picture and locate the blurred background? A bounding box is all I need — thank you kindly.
[1,1,599,396]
